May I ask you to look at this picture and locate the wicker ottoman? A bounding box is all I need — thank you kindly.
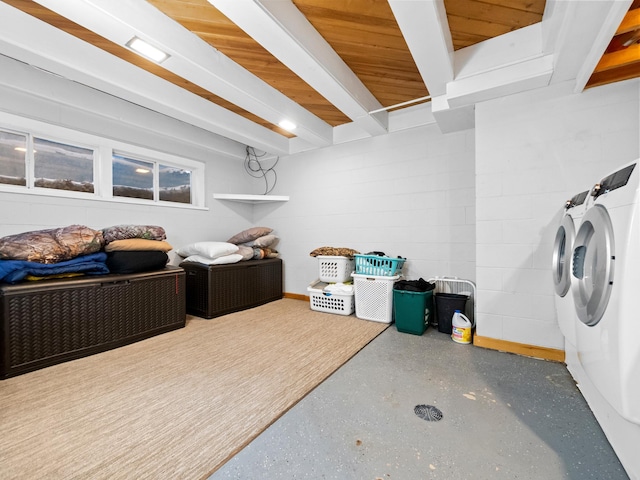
[181,258,283,319]
[0,266,186,379]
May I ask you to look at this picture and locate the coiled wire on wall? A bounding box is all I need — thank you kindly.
[244,146,279,195]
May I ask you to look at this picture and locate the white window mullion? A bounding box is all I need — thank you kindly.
[96,145,112,198]
[26,134,35,189]
[153,161,160,202]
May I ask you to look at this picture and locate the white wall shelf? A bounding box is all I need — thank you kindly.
[213,193,289,204]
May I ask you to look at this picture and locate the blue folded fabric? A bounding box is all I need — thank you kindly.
[0,252,109,284]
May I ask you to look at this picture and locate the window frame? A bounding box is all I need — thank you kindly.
[0,112,206,209]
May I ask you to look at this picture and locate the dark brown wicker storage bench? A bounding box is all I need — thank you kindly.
[0,266,186,379]
[181,258,283,319]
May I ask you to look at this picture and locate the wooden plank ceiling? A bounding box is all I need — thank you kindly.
[587,0,640,89]
[1,0,639,147]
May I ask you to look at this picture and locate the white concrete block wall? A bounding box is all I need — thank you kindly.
[475,79,640,349]
[4,53,640,353]
[253,124,476,295]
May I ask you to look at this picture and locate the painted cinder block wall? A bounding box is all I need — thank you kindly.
[253,124,476,296]
[1,56,639,351]
[259,78,640,351]
[474,79,640,349]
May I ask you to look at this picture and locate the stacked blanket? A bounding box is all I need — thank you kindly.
[0,224,171,284]
[102,225,171,274]
[0,252,109,284]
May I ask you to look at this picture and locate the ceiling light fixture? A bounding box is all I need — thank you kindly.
[278,120,297,132]
[126,37,169,63]
[135,168,150,174]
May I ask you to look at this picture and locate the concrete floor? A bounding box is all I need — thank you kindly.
[209,324,628,480]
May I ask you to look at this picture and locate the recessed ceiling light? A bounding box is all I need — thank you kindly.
[126,37,169,63]
[135,168,150,174]
[278,120,297,132]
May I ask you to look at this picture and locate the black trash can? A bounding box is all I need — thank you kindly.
[435,293,468,334]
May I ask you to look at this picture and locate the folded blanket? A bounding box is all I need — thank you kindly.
[102,225,166,244]
[106,251,168,274]
[0,252,109,284]
[0,225,104,264]
[309,246,360,258]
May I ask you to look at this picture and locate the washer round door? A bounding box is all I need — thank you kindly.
[571,205,615,326]
[552,214,575,297]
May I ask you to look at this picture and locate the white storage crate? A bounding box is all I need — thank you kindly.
[307,280,355,316]
[317,255,355,283]
[352,273,400,323]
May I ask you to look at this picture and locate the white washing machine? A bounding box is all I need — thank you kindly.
[551,190,589,353]
[570,160,640,479]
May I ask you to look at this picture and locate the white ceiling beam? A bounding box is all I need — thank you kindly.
[0,2,289,155]
[424,23,551,131]
[0,55,248,160]
[544,0,633,91]
[454,24,544,80]
[430,95,475,133]
[447,54,554,107]
[388,0,454,97]
[540,0,571,55]
[447,24,553,106]
[29,0,333,148]
[210,0,388,137]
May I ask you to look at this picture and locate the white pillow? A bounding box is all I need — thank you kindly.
[182,253,243,265]
[176,242,238,259]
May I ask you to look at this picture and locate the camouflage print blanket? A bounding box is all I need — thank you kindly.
[0,225,104,264]
[309,246,360,258]
[102,224,166,244]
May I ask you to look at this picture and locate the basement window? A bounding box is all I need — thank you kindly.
[0,129,27,186]
[33,137,95,193]
[159,164,192,204]
[0,128,96,194]
[113,152,192,205]
[0,116,205,209]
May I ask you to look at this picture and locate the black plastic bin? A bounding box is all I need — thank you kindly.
[435,293,468,334]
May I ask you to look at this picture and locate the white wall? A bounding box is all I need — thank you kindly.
[4,54,640,352]
[253,124,476,295]
[475,79,640,349]
[0,57,257,265]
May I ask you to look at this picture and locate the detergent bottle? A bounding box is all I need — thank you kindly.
[451,310,472,344]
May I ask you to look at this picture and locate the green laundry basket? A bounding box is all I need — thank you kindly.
[393,289,433,335]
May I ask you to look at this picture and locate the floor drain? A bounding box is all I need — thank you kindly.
[414,404,443,422]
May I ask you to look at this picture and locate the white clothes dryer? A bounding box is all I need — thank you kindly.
[551,190,589,350]
[571,160,640,478]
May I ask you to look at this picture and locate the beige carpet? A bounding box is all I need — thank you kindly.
[0,298,387,479]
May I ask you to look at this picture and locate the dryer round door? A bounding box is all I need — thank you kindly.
[571,204,615,326]
[552,214,575,297]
